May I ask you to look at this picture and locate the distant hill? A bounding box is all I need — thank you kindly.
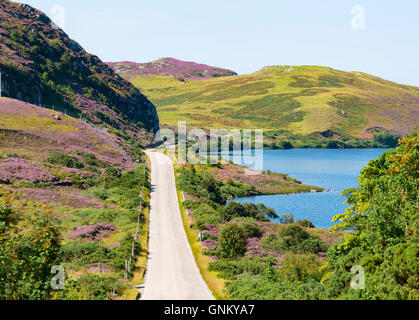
[122,64,419,147]
[0,1,159,137]
[107,57,237,81]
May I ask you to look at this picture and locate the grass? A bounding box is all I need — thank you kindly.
[123,156,151,299]
[125,157,151,300]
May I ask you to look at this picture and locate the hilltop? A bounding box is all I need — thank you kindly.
[121,64,419,148]
[107,57,237,81]
[0,1,159,138]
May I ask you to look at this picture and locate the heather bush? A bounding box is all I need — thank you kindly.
[67,222,117,241]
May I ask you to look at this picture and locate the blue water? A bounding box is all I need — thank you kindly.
[228,149,388,229]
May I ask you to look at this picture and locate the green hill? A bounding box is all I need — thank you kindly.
[117,64,419,147]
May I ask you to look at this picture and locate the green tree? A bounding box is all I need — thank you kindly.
[219,224,247,259]
[0,191,62,300]
[326,134,419,299]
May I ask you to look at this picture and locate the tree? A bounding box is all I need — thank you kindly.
[326,134,419,299]
[218,224,247,259]
[0,190,62,300]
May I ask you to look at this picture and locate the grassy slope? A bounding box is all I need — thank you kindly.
[129,66,419,140]
[0,98,150,299]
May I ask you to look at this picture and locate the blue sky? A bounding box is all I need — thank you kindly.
[22,0,419,86]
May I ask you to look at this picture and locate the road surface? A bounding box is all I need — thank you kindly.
[141,150,214,300]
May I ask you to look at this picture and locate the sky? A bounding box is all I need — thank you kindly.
[22,0,419,86]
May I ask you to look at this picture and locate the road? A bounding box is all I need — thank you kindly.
[141,150,214,300]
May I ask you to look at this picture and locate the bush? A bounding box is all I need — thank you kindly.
[226,273,329,300]
[241,219,263,238]
[54,275,126,300]
[208,258,265,280]
[195,214,222,231]
[0,194,62,300]
[76,151,98,166]
[278,214,294,224]
[278,254,323,282]
[59,241,111,266]
[373,131,400,147]
[218,224,247,259]
[296,219,315,228]
[260,225,328,254]
[47,152,84,169]
[225,202,276,221]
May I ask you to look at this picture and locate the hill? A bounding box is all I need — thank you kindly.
[0,1,159,139]
[0,97,152,299]
[119,64,419,147]
[0,97,149,166]
[106,57,237,81]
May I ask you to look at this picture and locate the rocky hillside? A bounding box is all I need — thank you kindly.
[126,64,419,147]
[107,57,237,81]
[0,1,159,138]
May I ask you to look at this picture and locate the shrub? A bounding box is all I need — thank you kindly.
[226,273,329,300]
[195,214,222,231]
[218,224,247,259]
[58,241,111,266]
[47,152,84,169]
[0,193,61,300]
[278,254,323,282]
[296,219,315,228]
[278,214,294,224]
[225,202,276,221]
[208,258,265,280]
[260,225,328,254]
[373,131,400,148]
[54,275,126,300]
[241,219,263,238]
